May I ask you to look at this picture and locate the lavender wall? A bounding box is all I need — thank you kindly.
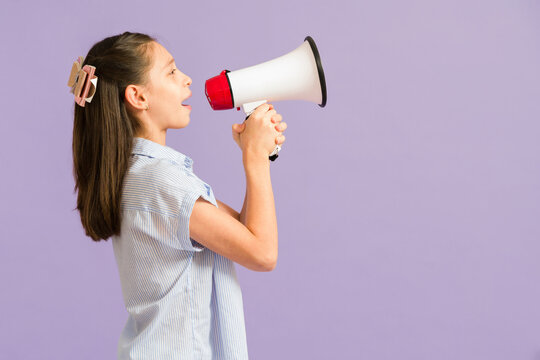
[1,0,539,359]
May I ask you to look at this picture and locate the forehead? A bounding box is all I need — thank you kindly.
[150,42,173,68]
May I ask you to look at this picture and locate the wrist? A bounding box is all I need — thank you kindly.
[242,148,270,166]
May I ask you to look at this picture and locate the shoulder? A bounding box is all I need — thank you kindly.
[128,154,197,186]
[122,155,199,212]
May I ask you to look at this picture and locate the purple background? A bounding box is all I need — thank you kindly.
[1,0,540,359]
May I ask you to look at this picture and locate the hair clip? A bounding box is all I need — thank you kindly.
[67,56,98,107]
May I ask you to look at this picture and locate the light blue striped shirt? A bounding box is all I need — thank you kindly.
[112,137,248,360]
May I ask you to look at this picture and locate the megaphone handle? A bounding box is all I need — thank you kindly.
[244,114,280,161]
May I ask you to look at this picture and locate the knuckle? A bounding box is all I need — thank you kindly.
[265,112,276,121]
[257,104,270,114]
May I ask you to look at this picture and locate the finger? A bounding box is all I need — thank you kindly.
[253,103,272,117]
[275,134,286,145]
[275,121,287,132]
[271,114,282,124]
[265,109,277,119]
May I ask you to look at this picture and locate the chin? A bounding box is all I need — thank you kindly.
[178,116,190,129]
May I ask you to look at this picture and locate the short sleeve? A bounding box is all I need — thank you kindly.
[178,181,218,252]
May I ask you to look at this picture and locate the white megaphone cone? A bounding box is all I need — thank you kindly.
[205,36,327,160]
[205,36,327,113]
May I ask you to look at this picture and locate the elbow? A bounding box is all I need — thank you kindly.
[257,259,277,272]
[248,234,278,272]
[257,250,278,272]
[260,259,277,272]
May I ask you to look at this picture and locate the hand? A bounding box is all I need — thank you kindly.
[232,103,287,157]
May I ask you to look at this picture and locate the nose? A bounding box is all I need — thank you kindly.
[186,75,192,86]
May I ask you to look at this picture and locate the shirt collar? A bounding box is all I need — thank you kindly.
[131,137,194,171]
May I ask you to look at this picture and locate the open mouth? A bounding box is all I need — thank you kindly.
[182,93,192,109]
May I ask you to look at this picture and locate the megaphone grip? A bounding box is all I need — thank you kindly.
[243,115,280,162]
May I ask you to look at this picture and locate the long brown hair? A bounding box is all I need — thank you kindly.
[72,32,155,241]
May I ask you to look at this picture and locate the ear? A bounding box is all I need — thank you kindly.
[124,84,148,111]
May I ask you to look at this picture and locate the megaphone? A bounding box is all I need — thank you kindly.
[205,36,327,115]
[205,36,327,161]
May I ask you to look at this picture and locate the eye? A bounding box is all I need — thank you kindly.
[170,68,177,75]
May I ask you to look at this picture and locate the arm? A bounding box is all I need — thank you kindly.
[189,160,277,271]
[240,190,247,225]
[216,199,240,222]
[190,104,281,272]
[189,154,277,272]
[215,194,248,226]
[241,152,278,265]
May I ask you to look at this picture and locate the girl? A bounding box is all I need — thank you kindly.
[71,32,287,359]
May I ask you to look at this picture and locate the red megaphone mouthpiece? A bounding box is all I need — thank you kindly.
[205,70,234,110]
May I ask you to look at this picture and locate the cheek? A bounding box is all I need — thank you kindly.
[150,82,182,115]
[166,84,181,105]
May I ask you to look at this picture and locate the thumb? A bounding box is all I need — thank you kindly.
[233,123,245,133]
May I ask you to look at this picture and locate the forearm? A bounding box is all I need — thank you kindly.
[240,190,247,226]
[242,152,278,259]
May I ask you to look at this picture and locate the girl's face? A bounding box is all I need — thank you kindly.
[144,41,193,132]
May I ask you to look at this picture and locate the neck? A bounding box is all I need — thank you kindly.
[136,127,167,146]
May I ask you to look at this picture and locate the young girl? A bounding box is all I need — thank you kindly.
[70,32,287,359]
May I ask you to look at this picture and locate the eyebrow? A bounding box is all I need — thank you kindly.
[163,57,175,70]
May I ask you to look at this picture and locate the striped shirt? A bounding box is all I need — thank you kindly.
[112,137,248,360]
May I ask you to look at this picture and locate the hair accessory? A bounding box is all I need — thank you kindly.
[67,56,98,107]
